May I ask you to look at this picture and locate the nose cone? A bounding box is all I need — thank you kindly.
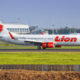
[0,24,3,32]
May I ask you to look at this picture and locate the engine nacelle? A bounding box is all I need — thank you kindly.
[42,42,54,48]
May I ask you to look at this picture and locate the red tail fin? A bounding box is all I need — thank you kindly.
[0,25,3,32]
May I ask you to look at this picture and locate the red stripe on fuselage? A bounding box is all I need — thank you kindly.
[9,32,15,39]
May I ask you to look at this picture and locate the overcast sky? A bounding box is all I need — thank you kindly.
[0,0,80,28]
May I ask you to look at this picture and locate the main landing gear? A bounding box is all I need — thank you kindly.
[37,46,41,50]
[37,46,46,50]
[42,47,46,50]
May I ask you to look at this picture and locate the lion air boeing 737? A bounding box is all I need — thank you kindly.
[0,24,80,49]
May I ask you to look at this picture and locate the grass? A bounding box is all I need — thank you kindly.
[0,46,37,49]
[0,46,80,49]
[0,52,80,64]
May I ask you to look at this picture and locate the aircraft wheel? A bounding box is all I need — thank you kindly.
[37,46,41,50]
[43,47,46,50]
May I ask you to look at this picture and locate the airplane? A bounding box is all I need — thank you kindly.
[0,24,80,49]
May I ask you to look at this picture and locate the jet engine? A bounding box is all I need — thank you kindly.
[42,42,55,48]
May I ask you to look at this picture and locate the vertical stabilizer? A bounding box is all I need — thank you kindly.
[0,24,9,35]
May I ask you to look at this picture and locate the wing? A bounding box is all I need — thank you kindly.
[18,39,43,45]
[25,39,42,44]
[18,39,57,46]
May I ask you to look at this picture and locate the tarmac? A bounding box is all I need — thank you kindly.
[0,49,80,52]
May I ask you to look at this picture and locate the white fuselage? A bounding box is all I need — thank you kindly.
[1,34,80,46]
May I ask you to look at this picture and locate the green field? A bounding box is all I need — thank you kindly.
[0,52,80,64]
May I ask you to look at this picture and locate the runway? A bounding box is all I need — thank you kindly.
[0,49,80,52]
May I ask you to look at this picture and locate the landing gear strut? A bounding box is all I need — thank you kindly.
[42,47,46,50]
[37,46,41,50]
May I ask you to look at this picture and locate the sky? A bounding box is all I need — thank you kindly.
[0,0,80,28]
